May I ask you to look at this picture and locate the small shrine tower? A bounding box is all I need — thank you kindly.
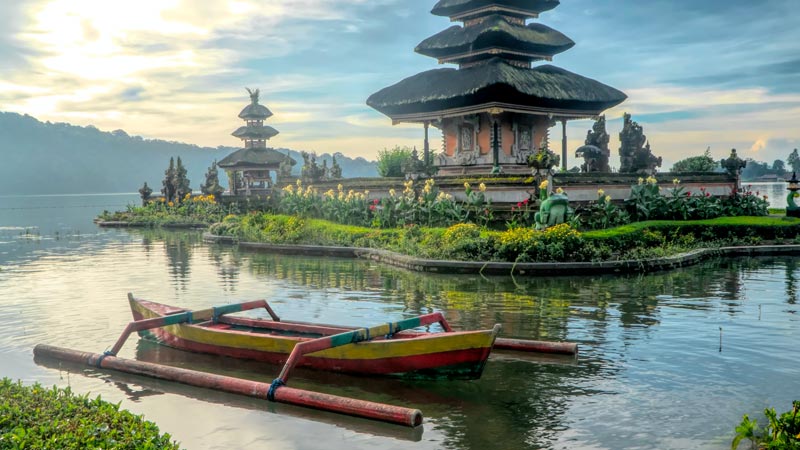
[367,0,627,175]
[219,88,295,196]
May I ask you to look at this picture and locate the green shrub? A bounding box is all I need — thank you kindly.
[376,146,413,178]
[733,401,800,450]
[0,378,180,449]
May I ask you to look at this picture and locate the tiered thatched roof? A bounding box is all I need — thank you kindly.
[416,15,574,64]
[367,58,627,119]
[431,0,560,19]
[231,125,280,140]
[218,148,295,169]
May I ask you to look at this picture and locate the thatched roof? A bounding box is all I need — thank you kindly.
[367,58,627,118]
[431,0,559,18]
[416,15,574,62]
[218,147,295,169]
[238,103,273,120]
[231,125,279,140]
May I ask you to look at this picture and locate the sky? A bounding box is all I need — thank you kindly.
[1,0,799,168]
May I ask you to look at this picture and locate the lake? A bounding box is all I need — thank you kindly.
[1,192,799,450]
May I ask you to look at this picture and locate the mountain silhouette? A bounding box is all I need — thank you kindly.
[0,112,377,195]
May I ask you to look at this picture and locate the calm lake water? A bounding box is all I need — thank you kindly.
[1,192,799,450]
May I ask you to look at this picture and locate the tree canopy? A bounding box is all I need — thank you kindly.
[671,148,718,173]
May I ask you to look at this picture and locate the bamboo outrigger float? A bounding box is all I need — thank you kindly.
[34,293,578,427]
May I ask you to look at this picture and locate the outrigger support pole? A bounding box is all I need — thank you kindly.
[33,344,423,427]
[108,294,281,356]
[273,313,450,389]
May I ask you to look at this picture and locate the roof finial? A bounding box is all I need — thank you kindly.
[245,87,260,105]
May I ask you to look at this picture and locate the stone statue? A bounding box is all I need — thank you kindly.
[139,182,152,206]
[534,184,573,230]
[721,148,746,178]
[619,113,662,174]
[246,87,260,104]
[577,116,611,172]
[200,160,225,198]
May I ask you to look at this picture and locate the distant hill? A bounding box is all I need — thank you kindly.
[0,112,377,195]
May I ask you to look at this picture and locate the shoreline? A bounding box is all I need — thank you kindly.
[202,233,800,276]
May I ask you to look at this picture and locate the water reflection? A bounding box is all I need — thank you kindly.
[4,213,800,449]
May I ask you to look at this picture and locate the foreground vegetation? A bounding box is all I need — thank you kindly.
[733,401,800,450]
[211,214,800,263]
[0,378,180,449]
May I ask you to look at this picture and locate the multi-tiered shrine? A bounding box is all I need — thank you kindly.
[367,0,627,175]
[219,88,294,196]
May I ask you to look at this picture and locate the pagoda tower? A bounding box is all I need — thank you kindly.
[367,0,627,175]
[219,88,294,196]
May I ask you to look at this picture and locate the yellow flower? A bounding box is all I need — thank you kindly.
[464,182,471,190]
[283,185,295,195]
[605,195,612,203]
[479,183,487,192]
[296,179,302,187]
[672,178,680,186]
[337,184,343,192]
[324,189,335,198]
[184,193,191,200]
[364,190,370,197]
[539,180,549,189]
[646,176,657,185]
[556,187,564,194]
[597,189,605,196]
[637,177,644,185]
[168,201,174,207]
[389,188,396,197]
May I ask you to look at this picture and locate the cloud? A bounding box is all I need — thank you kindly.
[0,0,798,163]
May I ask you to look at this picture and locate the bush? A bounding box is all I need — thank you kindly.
[0,378,180,449]
[376,146,413,178]
[733,401,800,450]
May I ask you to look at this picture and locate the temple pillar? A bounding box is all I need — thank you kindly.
[561,119,568,171]
[424,121,430,167]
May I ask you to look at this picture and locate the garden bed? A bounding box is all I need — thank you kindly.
[205,214,800,275]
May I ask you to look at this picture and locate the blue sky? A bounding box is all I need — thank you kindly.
[1,0,798,168]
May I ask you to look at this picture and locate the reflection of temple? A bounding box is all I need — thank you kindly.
[367,0,627,175]
[219,88,295,196]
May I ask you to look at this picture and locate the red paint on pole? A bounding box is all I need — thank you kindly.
[33,344,423,427]
[494,338,578,355]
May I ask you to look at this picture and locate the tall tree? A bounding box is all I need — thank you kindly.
[788,149,800,173]
[772,159,786,175]
[161,157,176,203]
[173,157,191,202]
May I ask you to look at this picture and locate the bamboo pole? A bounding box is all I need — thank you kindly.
[33,344,423,427]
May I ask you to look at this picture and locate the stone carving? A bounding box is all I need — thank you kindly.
[139,182,152,206]
[534,182,573,230]
[577,116,611,172]
[721,148,746,178]
[618,113,662,174]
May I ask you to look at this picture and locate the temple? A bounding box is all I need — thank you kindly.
[367,0,627,175]
[219,88,295,196]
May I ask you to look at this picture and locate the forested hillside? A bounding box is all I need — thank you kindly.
[0,112,377,195]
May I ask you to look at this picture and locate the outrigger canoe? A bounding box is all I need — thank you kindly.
[33,295,578,426]
[128,294,501,380]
